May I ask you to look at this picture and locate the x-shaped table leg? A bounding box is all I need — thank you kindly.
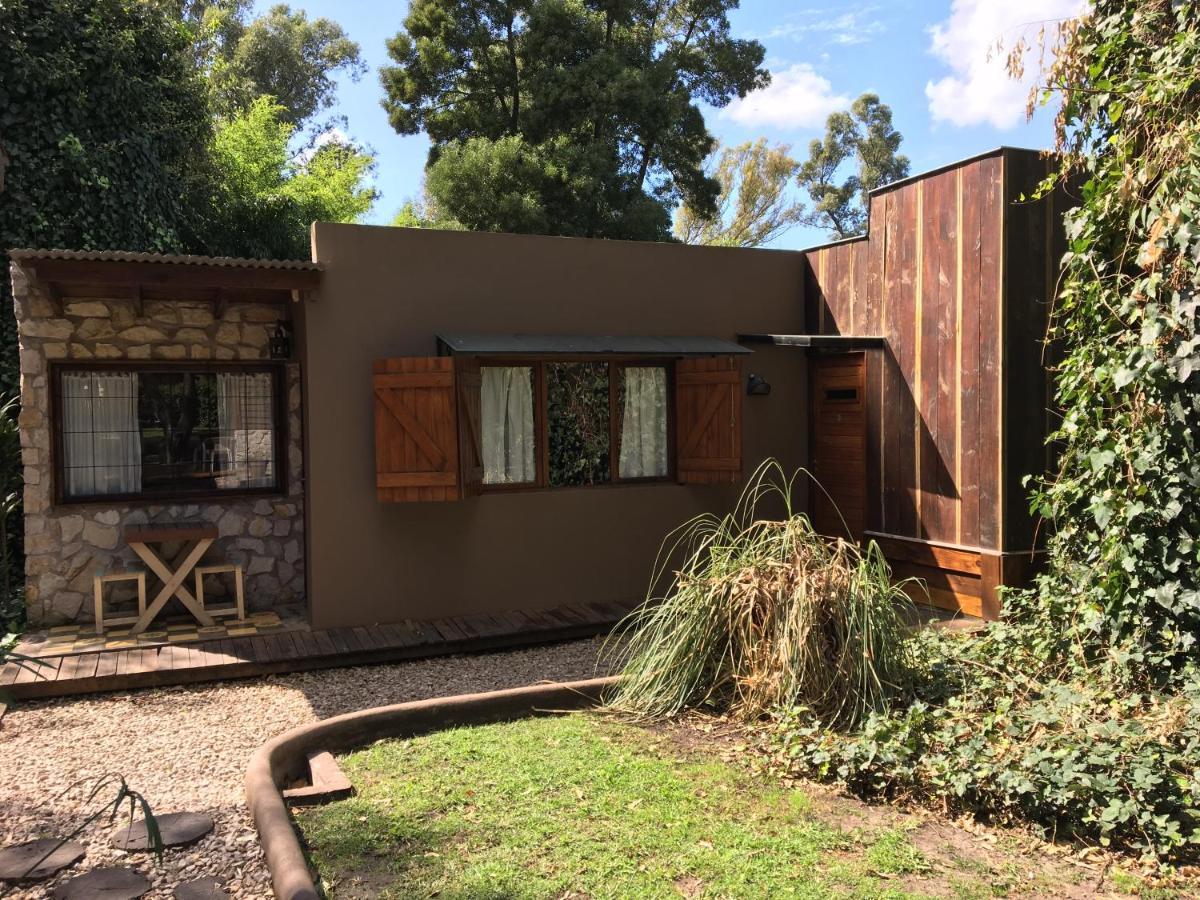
[130,539,217,633]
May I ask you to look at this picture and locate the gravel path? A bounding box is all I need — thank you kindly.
[0,637,614,899]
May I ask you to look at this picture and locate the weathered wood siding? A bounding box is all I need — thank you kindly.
[803,148,1064,617]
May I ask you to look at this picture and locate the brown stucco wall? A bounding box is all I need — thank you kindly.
[304,223,809,629]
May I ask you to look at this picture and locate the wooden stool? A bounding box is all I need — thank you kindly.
[194,564,245,621]
[92,570,147,635]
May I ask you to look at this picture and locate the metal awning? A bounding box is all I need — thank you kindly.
[737,334,885,350]
[437,333,752,356]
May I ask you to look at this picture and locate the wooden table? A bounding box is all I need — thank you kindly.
[124,523,219,634]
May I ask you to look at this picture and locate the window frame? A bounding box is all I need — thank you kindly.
[49,359,289,507]
[475,356,677,493]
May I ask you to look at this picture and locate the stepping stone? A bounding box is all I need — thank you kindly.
[52,866,150,899]
[0,838,85,882]
[174,877,228,899]
[112,812,214,851]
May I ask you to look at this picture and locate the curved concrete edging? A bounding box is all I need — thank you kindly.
[245,676,621,900]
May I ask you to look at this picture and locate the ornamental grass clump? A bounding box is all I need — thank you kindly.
[607,461,914,727]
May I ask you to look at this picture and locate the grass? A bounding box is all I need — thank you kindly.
[605,460,914,726]
[296,713,936,899]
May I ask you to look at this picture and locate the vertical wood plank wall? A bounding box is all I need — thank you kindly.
[802,149,1061,617]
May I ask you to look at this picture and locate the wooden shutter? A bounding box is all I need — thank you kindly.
[455,356,483,496]
[675,357,742,484]
[373,358,461,502]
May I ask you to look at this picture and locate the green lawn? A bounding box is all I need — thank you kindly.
[297,713,940,899]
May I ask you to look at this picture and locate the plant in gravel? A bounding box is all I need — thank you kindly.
[606,460,915,727]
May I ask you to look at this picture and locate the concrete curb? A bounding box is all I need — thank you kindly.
[245,676,621,899]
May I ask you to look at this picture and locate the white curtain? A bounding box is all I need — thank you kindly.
[61,372,141,497]
[481,366,536,484]
[216,372,276,489]
[619,366,668,479]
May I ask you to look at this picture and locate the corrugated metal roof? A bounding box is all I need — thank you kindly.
[437,333,752,356]
[8,248,321,271]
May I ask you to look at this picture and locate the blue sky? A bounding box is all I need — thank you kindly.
[263,0,1083,249]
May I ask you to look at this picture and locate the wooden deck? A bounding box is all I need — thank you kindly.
[0,601,634,702]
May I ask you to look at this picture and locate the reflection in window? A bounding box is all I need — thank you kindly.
[58,368,279,501]
[547,362,610,487]
[481,366,536,484]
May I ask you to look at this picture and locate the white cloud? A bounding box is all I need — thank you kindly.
[293,127,350,166]
[766,7,886,47]
[722,64,850,130]
[925,0,1088,129]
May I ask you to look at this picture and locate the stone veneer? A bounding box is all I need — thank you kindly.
[10,262,305,626]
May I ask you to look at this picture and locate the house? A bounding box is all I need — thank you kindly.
[8,146,1065,638]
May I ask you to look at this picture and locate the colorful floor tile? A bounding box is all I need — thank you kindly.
[16,611,287,657]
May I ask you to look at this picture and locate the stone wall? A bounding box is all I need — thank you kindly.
[11,262,305,626]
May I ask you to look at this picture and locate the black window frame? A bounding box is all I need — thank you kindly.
[477,356,676,493]
[50,360,289,507]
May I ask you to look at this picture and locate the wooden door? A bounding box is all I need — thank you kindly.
[810,353,867,539]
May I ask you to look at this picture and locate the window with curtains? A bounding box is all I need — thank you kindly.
[479,361,670,489]
[53,365,283,503]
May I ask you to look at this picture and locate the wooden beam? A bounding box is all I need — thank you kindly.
[737,334,886,350]
[213,289,228,321]
[131,283,144,318]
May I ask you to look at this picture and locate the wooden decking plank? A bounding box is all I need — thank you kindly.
[13,657,46,685]
[71,653,101,681]
[351,627,382,652]
[499,610,536,631]
[31,655,64,682]
[452,616,483,639]
[486,611,523,634]
[290,630,321,658]
[311,630,339,658]
[323,628,355,656]
[94,652,119,679]
[273,632,301,660]
[0,661,22,686]
[430,618,468,642]
[408,620,442,645]
[551,605,588,626]
[157,644,184,671]
[249,635,275,663]
[54,653,87,682]
[371,623,406,649]
[339,628,368,654]
[221,638,253,664]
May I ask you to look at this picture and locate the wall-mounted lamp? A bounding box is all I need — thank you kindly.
[269,322,293,360]
[747,373,772,396]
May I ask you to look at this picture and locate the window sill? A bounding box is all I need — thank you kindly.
[50,486,291,511]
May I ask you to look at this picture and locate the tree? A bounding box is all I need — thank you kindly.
[380,0,768,241]
[798,94,909,239]
[192,97,377,259]
[675,139,805,247]
[0,0,212,380]
[181,1,365,128]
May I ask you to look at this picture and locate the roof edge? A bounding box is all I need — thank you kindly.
[8,248,322,272]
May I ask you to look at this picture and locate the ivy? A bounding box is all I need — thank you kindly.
[1023,0,1200,676]
[765,1,1200,865]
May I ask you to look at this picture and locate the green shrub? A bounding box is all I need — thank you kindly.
[770,631,1200,862]
[607,460,915,727]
